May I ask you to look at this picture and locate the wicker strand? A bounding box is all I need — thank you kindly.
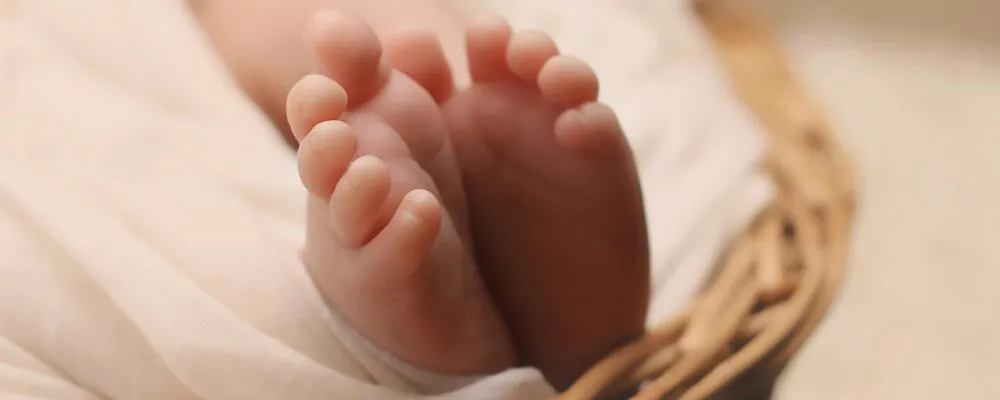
[634,282,758,400]
[560,308,693,399]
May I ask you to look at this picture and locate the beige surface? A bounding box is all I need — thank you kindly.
[727,0,1000,398]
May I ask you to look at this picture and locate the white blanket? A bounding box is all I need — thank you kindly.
[0,0,770,398]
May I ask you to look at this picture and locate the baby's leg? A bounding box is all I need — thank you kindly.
[286,12,514,374]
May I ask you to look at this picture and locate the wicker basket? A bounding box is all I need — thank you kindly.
[562,3,857,399]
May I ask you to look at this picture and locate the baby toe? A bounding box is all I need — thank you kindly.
[554,102,627,156]
[286,74,348,141]
[506,30,559,82]
[385,28,455,103]
[328,155,393,247]
[298,120,357,198]
[538,56,600,107]
[465,15,514,83]
[364,189,442,280]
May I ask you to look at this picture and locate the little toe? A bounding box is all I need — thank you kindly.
[506,30,559,82]
[298,120,358,198]
[465,15,514,83]
[365,189,442,279]
[286,74,348,141]
[306,11,390,107]
[385,29,455,103]
[554,102,627,156]
[538,56,600,107]
[329,155,393,247]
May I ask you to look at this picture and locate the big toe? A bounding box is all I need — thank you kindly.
[306,11,389,107]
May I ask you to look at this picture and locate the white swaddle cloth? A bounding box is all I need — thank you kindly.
[0,0,770,398]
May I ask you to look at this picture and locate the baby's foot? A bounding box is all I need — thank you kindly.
[286,11,514,374]
[438,17,651,388]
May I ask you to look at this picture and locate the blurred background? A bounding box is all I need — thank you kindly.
[723,0,1000,398]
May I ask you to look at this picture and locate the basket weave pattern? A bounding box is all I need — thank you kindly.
[563,4,857,399]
